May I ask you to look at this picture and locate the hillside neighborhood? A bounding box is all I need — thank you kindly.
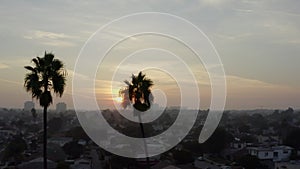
[0,105,300,169]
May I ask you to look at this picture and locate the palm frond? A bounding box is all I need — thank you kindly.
[31,58,40,70]
[52,73,66,97]
[37,57,45,71]
[24,66,36,72]
[52,59,64,71]
[24,73,43,99]
[124,80,131,86]
[44,52,54,66]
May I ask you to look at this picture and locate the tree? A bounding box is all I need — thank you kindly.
[238,124,250,133]
[62,141,84,158]
[120,71,153,169]
[48,117,63,135]
[284,128,300,149]
[56,161,70,169]
[2,136,27,162]
[31,108,37,122]
[202,127,233,153]
[24,52,66,169]
[173,149,194,164]
[65,126,90,141]
[236,155,264,169]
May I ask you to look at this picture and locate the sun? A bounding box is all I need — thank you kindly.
[114,96,123,103]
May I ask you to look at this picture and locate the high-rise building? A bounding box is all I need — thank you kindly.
[24,101,35,112]
[56,102,67,113]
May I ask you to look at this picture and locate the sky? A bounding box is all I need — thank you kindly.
[0,0,300,110]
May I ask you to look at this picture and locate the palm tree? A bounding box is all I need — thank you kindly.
[24,52,66,169]
[120,71,153,168]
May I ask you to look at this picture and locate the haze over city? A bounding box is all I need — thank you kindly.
[1,0,300,110]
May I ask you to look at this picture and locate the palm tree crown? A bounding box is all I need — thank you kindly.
[24,52,66,107]
[120,71,153,112]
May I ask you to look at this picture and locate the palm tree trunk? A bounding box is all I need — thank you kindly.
[43,106,47,169]
[137,113,150,169]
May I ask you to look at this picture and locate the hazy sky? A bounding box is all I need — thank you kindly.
[0,0,300,110]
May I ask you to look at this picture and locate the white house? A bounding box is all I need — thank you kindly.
[248,146,293,162]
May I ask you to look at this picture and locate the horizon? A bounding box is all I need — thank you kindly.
[1,104,299,112]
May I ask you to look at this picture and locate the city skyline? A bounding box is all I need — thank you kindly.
[1,0,300,110]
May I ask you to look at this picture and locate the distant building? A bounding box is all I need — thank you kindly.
[231,141,247,149]
[56,102,67,113]
[24,101,35,112]
[248,146,293,162]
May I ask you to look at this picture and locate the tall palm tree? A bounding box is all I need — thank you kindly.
[24,52,66,169]
[120,71,153,168]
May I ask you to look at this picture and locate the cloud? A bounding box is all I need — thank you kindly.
[0,63,9,69]
[23,30,78,47]
[199,0,236,7]
[40,41,76,47]
[102,29,138,41]
[24,30,77,40]
[0,78,22,86]
[214,32,254,41]
[227,75,276,89]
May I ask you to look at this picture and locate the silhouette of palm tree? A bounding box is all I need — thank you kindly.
[120,71,153,168]
[120,71,153,111]
[24,52,66,169]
